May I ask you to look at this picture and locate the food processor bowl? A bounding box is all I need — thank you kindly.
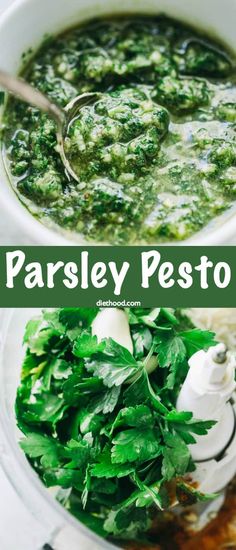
[1,309,236,549]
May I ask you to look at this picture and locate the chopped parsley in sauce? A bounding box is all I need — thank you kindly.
[3,16,236,243]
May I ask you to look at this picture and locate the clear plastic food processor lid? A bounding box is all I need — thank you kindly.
[0,309,116,550]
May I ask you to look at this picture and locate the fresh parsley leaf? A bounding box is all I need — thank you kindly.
[111,426,161,464]
[166,410,193,423]
[91,447,134,478]
[79,410,104,435]
[186,419,217,435]
[73,331,105,358]
[51,359,73,380]
[43,468,84,490]
[104,506,151,537]
[21,351,40,380]
[161,433,191,480]
[132,326,152,357]
[173,419,216,436]
[157,335,186,369]
[155,333,187,389]
[22,392,66,424]
[27,327,59,356]
[20,433,63,468]
[124,370,168,415]
[64,438,92,469]
[86,338,141,387]
[180,329,217,356]
[110,405,154,434]
[59,308,98,329]
[63,373,104,405]
[23,317,42,344]
[88,385,121,415]
[167,411,216,444]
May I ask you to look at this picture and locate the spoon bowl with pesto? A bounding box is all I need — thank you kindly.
[1,0,236,245]
[0,69,102,183]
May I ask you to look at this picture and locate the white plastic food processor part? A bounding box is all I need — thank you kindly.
[177,344,236,494]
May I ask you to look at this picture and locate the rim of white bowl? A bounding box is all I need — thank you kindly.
[0,0,236,246]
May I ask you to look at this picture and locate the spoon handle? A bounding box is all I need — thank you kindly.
[0,69,64,126]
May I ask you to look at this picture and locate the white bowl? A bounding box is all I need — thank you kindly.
[0,0,236,245]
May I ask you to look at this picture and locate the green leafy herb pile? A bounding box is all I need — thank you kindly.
[16,307,218,544]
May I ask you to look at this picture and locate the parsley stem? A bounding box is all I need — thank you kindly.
[143,344,155,368]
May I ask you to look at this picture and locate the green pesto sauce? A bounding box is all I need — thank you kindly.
[3,16,236,244]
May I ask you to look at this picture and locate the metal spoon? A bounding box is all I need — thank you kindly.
[0,69,101,182]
